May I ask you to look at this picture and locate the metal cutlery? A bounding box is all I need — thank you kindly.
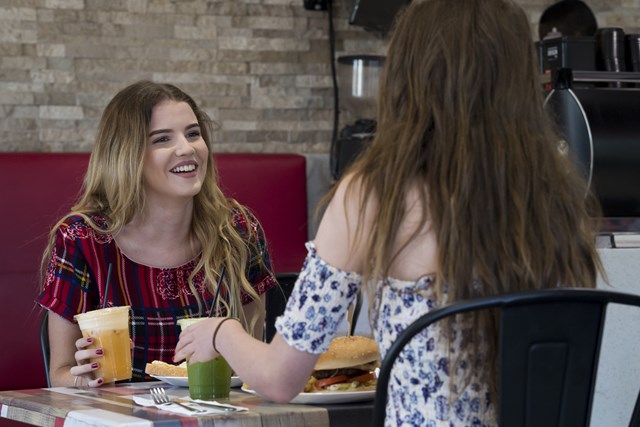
[149,387,238,413]
[149,387,206,413]
[189,400,238,412]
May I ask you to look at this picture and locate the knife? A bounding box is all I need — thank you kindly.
[179,400,239,412]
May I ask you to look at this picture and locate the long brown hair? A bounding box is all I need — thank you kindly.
[343,0,603,399]
[41,81,262,330]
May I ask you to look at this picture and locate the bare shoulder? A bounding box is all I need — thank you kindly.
[326,173,377,223]
[313,173,376,272]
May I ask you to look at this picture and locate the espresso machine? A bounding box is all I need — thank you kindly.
[331,55,384,180]
[540,28,640,240]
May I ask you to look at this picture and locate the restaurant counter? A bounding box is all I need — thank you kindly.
[0,382,373,427]
[591,245,640,427]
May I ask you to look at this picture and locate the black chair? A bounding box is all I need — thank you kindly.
[40,310,51,388]
[372,288,640,427]
[264,272,298,342]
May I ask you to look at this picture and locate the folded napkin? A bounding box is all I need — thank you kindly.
[132,394,248,416]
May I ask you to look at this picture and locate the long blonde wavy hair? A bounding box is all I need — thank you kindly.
[342,0,604,399]
[41,81,261,330]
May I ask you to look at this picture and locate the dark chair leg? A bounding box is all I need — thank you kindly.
[40,311,51,388]
[630,388,640,427]
[264,273,298,343]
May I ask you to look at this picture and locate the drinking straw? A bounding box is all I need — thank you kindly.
[209,265,226,317]
[102,263,113,309]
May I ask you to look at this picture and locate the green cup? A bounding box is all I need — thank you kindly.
[177,318,233,400]
[187,356,232,400]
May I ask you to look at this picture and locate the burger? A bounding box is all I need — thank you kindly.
[304,335,379,392]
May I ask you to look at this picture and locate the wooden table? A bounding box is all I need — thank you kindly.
[0,382,373,427]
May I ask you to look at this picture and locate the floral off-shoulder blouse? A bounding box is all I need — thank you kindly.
[276,242,496,427]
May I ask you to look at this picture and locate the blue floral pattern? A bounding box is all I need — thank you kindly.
[276,242,496,426]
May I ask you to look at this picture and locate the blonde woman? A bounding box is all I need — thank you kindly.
[38,81,277,388]
[175,0,604,424]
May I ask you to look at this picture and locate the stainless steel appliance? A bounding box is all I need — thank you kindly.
[332,55,384,180]
[544,70,640,221]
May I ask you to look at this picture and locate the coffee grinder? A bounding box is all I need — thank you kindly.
[331,54,384,180]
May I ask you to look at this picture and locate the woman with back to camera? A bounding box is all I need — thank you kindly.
[175,0,604,424]
[38,81,277,388]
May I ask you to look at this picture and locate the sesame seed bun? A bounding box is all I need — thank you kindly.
[314,336,379,371]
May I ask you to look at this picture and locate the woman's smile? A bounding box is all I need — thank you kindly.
[143,100,209,201]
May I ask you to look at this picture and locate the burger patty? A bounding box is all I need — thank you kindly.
[314,368,369,380]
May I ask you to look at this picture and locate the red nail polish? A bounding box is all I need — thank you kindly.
[91,363,99,369]
[97,378,103,384]
[87,338,93,343]
[96,349,103,355]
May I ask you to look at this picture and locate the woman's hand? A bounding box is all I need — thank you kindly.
[69,336,104,388]
[47,313,107,388]
[174,317,228,364]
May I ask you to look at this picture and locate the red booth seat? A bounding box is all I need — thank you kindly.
[0,152,308,390]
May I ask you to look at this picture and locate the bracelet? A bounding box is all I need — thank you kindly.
[212,317,237,353]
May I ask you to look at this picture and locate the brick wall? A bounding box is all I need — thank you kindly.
[0,0,637,153]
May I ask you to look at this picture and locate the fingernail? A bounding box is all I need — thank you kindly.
[96,349,103,355]
[97,378,103,385]
[87,338,93,343]
[91,363,99,369]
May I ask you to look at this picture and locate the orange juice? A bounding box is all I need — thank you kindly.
[81,327,132,382]
[75,306,132,383]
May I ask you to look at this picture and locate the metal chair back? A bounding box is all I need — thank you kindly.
[373,288,640,426]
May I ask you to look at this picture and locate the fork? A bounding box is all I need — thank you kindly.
[149,387,206,413]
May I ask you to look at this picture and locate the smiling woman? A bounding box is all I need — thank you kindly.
[36,81,278,389]
[142,100,209,205]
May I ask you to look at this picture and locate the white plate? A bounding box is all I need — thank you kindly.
[241,385,375,404]
[151,375,242,388]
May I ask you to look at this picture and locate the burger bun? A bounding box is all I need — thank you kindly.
[314,335,379,370]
